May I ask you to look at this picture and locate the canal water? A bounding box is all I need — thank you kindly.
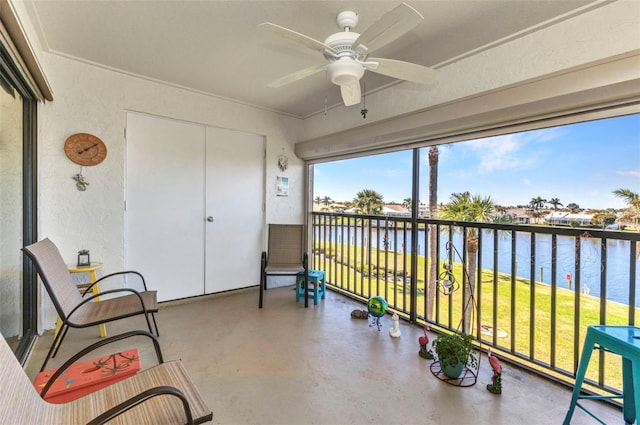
[320,227,640,307]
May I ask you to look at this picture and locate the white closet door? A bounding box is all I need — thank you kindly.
[205,127,264,293]
[125,112,206,301]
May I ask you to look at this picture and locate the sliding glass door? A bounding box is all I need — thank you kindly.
[0,45,38,362]
[0,82,24,351]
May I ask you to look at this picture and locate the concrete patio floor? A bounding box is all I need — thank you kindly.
[25,286,623,424]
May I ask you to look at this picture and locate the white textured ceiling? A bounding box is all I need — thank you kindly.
[24,0,603,118]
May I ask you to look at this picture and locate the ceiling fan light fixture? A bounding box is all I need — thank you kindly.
[328,58,364,86]
[260,3,437,108]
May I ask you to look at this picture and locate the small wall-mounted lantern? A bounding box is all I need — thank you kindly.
[77,250,90,267]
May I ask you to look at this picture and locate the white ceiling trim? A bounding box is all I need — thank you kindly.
[47,48,306,119]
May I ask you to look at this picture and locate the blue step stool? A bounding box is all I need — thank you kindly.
[563,325,640,425]
[296,270,326,305]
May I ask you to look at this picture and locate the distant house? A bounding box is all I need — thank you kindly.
[344,204,410,217]
[505,208,531,224]
[545,211,594,226]
[382,204,410,217]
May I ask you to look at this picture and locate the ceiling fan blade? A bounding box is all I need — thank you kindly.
[340,81,361,106]
[353,3,423,55]
[368,58,438,85]
[258,22,337,55]
[267,64,327,88]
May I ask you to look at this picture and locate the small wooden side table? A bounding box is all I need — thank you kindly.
[54,263,107,339]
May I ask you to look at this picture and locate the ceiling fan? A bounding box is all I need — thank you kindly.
[259,2,438,107]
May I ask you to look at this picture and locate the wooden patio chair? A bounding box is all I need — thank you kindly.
[0,330,212,424]
[23,238,159,371]
[259,224,309,308]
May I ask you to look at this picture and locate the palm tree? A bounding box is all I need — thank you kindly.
[314,196,321,204]
[493,205,511,223]
[494,205,507,214]
[531,210,544,224]
[352,189,384,268]
[427,146,439,320]
[613,188,640,204]
[440,192,495,333]
[548,198,563,210]
[613,188,640,227]
[321,196,333,209]
[402,197,412,211]
[352,189,384,215]
[530,196,546,210]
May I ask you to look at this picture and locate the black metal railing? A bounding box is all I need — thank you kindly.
[311,211,639,397]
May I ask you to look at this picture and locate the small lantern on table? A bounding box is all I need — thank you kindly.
[77,250,90,267]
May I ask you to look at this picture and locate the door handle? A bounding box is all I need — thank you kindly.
[207,216,214,222]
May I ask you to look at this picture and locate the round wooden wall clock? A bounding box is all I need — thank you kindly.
[64,133,107,166]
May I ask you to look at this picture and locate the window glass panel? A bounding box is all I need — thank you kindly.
[312,150,413,213]
[0,84,23,350]
[418,114,640,214]
[312,114,639,225]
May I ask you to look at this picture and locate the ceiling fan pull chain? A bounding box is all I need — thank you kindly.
[360,82,368,119]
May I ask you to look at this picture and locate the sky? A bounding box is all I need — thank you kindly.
[313,113,640,210]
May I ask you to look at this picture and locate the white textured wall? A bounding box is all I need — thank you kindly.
[301,0,640,141]
[32,55,306,327]
[37,54,306,240]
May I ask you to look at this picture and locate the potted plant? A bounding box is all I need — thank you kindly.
[431,331,478,378]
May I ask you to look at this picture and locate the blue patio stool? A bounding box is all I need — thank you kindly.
[563,325,640,425]
[296,270,326,305]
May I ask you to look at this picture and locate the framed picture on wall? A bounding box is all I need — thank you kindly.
[276,176,288,196]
